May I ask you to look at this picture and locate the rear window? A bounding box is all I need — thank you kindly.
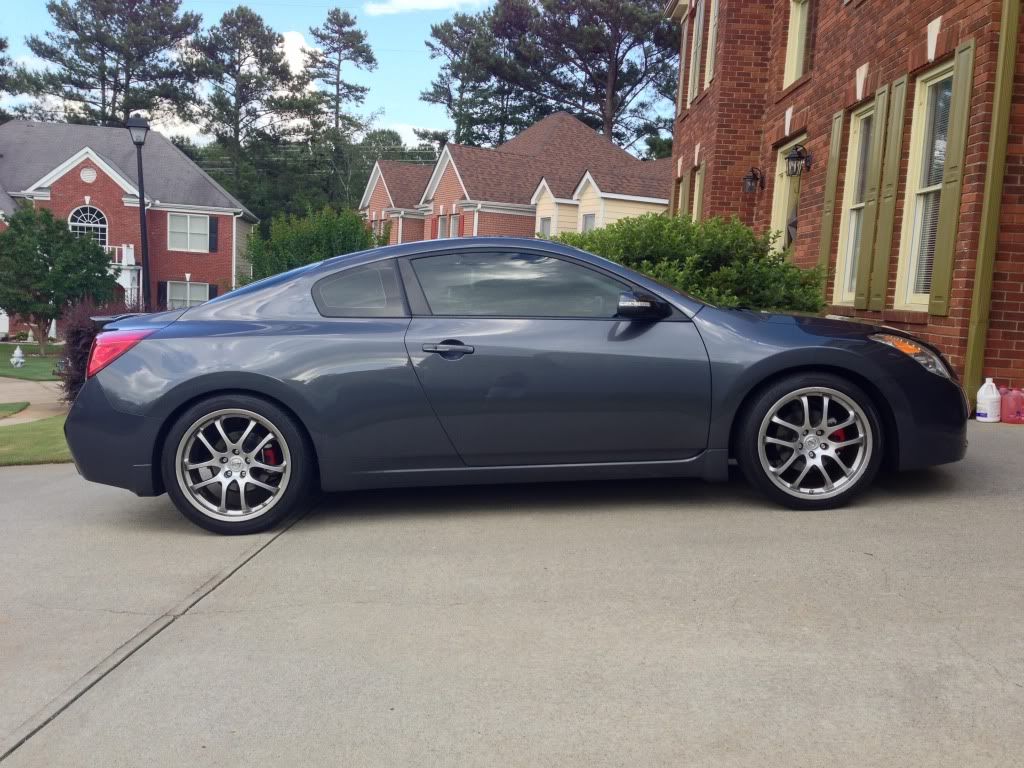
[312,261,406,318]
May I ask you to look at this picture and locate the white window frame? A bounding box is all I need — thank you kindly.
[676,12,690,113]
[581,213,597,233]
[166,281,210,309]
[167,213,210,253]
[895,60,956,311]
[68,205,109,247]
[539,217,552,237]
[770,134,807,252]
[704,0,719,89]
[783,0,810,88]
[687,0,705,107]
[449,213,459,238]
[833,101,876,304]
[437,215,449,238]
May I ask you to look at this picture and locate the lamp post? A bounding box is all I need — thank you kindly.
[126,115,151,311]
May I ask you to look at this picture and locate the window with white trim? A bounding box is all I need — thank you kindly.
[167,281,210,309]
[449,213,460,238]
[539,217,552,237]
[437,215,449,238]
[833,101,875,304]
[687,0,705,106]
[676,12,690,112]
[770,134,806,252]
[691,164,705,221]
[581,213,597,232]
[783,0,810,88]
[896,61,954,310]
[68,206,108,247]
[168,213,209,252]
[704,0,719,89]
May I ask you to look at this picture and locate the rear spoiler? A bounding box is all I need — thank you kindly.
[90,313,145,328]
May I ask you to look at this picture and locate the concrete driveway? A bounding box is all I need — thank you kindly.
[0,423,1021,766]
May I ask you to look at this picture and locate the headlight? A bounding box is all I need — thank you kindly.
[870,333,951,379]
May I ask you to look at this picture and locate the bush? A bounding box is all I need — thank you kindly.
[247,206,376,281]
[555,214,824,312]
[58,299,133,402]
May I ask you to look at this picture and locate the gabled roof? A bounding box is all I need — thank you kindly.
[585,156,674,201]
[0,120,256,220]
[376,160,433,209]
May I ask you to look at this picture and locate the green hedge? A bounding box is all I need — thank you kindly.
[555,214,824,312]
[247,207,376,281]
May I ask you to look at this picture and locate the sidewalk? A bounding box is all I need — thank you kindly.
[0,379,66,426]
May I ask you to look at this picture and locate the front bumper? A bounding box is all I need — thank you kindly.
[64,377,165,496]
[878,370,969,471]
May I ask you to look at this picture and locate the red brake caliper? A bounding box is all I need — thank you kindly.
[262,446,278,465]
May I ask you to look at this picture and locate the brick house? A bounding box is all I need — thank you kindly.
[0,120,257,329]
[666,0,1024,394]
[359,112,672,242]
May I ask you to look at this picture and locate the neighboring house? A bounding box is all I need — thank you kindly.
[0,120,257,313]
[665,0,1024,392]
[358,112,672,242]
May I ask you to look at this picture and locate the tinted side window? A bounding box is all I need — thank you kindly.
[410,251,627,318]
[312,261,406,318]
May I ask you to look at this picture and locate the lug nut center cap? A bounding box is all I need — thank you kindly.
[228,457,244,472]
[803,436,820,452]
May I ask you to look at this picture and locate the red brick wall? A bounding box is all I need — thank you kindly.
[395,216,424,243]
[475,211,537,237]
[364,173,394,241]
[425,162,467,239]
[671,0,1023,386]
[146,209,235,303]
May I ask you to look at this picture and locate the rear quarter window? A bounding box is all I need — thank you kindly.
[312,261,407,318]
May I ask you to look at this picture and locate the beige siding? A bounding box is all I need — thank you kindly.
[535,187,581,235]
[576,180,602,230]
[602,198,667,225]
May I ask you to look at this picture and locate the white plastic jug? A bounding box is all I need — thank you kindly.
[976,378,1001,422]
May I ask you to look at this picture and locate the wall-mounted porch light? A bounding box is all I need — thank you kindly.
[742,168,766,193]
[785,144,812,177]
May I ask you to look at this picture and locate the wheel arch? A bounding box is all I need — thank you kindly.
[726,365,899,471]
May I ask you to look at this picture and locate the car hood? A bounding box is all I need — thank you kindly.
[720,308,889,337]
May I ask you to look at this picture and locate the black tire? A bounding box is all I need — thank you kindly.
[161,394,313,534]
[735,372,883,510]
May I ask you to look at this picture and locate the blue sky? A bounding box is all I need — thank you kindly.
[3,0,491,144]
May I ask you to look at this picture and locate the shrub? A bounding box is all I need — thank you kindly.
[247,207,376,280]
[58,299,133,402]
[555,214,824,313]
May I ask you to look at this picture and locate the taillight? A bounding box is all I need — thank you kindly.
[86,330,154,378]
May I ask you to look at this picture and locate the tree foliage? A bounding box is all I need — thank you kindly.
[247,206,375,280]
[305,9,376,133]
[556,214,824,312]
[19,0,200,125]
[0,205,117,354]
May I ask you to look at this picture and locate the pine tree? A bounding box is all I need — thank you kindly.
[305,9,376,133]
[21,0,201,125]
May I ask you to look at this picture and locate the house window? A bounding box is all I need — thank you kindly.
[168,213,210,253]
[771,135,806,251]
[676,13,690,112]
[834,102,875,304]
[449,213,460,238]
[704,0,719,89]
[68,206,108,247]
[687,0,705,106]
[676,177,688,217]
[581,213,597,232]
[437,215,449,238]
[539,217,552,237]
[895,62,955,310]
[783,0,810,88]
[691,164,705,222]
[167,281,210,309]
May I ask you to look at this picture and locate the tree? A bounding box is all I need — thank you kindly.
[20,0,201,125]
[306,9,376,133]
[422,10,547,146]
[0,205,117,355]
[190,6,307,189]
[490,0,678,144]
[413,128,449,153]
[0,37,14,121]
[247,207,374,280]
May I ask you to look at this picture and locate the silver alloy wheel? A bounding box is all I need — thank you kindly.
[174,408,292,523]
[756,386,872,500]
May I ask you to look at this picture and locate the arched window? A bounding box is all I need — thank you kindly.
[68,206,108,247]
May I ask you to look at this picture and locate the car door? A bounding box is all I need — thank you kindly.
[401,248,711,467]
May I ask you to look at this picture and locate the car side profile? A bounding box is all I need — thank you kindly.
[64,238,968,534]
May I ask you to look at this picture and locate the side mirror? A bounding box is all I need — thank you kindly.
[617,290,671,321]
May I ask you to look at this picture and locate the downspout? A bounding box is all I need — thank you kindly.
[231,213,239,290]
[963,0,1020,404]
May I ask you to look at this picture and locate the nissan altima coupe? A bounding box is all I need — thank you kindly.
[65,238,968,534]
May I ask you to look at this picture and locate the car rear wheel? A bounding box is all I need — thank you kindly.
[162,395,312,534]
[736,373,882,510]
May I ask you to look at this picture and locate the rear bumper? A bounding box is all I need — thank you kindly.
[64,377,165,496]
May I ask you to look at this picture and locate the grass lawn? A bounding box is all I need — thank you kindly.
[0,402,29,419]
[0,342,64,382]
[0,415,72,466]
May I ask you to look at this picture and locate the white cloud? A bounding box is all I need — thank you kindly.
[385,122,429,146]
[364,0,487,16]
[281,30,314,76]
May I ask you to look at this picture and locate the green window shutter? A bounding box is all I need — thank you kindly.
[818,111,845,270]
[868,75,908,310]
[853,84,889,309]
[929,40,975,316]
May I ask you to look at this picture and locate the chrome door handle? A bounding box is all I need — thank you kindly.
[422,341,475,356]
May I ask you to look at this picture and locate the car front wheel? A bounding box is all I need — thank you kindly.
[162,395,312,534]
[737,373,882,510]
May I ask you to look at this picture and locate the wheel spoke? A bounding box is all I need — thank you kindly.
[218,478,230,513]
[250,433,274,456]
[800,396,812,429]
[819,395,831,429]
[190,474,221,491]
[832,435,864,450]
[771,415,801,432]
[185,458,219,471]
[791,462,812,489]
[214,418,232,449]
[827,415,856,435]
[246,476,278,494]
[830,453,853,476]
[771,451,800,475]
[250,460,286,473]
[817,464,834,491]
[195,431,218,458]
[237,419,257,450]
[238,481,250,513]
[765,436,797,448]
